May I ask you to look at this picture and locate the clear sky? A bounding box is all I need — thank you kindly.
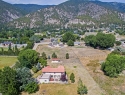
[2,0,125,5]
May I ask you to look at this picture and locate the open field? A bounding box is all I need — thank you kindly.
[80,58,125,95]
[0,56,17,69]
[34,45,110,95]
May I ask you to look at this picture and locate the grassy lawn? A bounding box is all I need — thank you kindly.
[0,56,17,69]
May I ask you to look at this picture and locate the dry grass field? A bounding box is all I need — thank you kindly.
[33,45,107,95]
[80,57,125,95]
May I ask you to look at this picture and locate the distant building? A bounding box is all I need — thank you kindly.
[2,41,13,46]
[51,58,61,63]
[74,42,80,46]
[38,66,66,83]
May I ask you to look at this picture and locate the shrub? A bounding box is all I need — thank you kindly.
[32,66,38,73]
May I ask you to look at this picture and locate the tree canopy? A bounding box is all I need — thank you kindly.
[101,54,125,77]
[0,67,19,95]
[18,49,39,68]
[84,32,115,48]
[62,32,75,42]
[67,40,74,46]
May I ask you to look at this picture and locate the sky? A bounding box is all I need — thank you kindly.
[2,0,125,5]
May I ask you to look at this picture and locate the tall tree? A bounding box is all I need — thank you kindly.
[70,73,75,83]
[52,52,57,58]
[18,49,39,68]
[101,54,125,77]
[38,58,47,68]
[66,53,69,59]
[62,32,75,42]
[41,52,47,60]
[77,79,88,95]
[16,67,32,91]
[0,67,19,95]
[67,40,74,46]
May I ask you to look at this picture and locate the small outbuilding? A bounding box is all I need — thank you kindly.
[51,58,61,63]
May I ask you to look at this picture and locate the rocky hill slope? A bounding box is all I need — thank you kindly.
[9,0,125,29]
[0,0,24,24]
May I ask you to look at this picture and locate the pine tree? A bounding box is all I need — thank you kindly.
[70,73,75,83]
[66,53,69,59]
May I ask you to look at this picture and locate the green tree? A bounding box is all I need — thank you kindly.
[18,49,39,68]
[8,43,12,51]
[32,66,38,73]
[39,58,47,67]
[41,52,47,60]
[67,40,74,46]
[24,82,38,94]
[52,52,57,58]
[30,35,40,43]
[62,32,75,42]
[16,67,33,91]
[77,79,88,95]
[84,33,115,48]
[101,54,125,77]
[70,73,75,83]
[115,41,121,46]
[15,45,19,55]
[25,41,34,49]
[96,33,115,48]
[66,53,69,59]
[0,67,19,95]
[1,47,4,55]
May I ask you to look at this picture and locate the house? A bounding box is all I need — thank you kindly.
[38,66,66,83]
[74,42,80,46]
[2,41,13,46]
[51,58,61,63]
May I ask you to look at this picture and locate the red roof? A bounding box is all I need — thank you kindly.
[42,66,65,73]
[52,58,60,61]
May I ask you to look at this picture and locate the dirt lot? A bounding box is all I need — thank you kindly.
[33,45,112,95]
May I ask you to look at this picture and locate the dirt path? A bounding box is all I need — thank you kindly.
[67,48,104,95]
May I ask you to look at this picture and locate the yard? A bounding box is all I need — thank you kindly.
[34,45,107,95]
[0,56,17,69]
[22,65,79,95]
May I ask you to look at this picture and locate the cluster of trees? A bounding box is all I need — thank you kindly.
[101,54,125,77]
[0,29,34,44]
[77,79,88,95]
[0,44,20,56]
[0,67,38,95]
[62,32,75,46]
[84,32,115,48]
[16,50,48,73]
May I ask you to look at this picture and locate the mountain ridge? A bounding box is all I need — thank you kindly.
[5,0,125,30]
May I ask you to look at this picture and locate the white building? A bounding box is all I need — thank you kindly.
[51,58,61,63]
[38,66,65,83]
